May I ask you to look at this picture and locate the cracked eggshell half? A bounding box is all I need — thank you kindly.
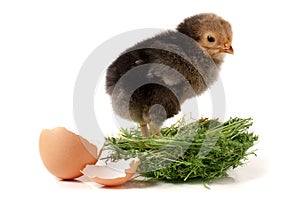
[39,127,100,180]
[81,159,140,187]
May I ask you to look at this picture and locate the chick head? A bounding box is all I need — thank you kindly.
[177,13,233,62]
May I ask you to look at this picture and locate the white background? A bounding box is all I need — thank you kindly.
[1,0,299,199]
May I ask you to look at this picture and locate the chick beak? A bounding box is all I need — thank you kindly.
[220,41,234,54]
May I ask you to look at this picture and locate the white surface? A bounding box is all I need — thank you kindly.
[1,0,299,199]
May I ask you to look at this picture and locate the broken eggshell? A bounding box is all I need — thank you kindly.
[81,159,140,187]
[39,127,100,180]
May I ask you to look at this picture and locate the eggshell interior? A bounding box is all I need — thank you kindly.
[83,165,127,179]
[81,159,140,187]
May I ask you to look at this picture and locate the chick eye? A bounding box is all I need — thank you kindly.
[207,35,215,43]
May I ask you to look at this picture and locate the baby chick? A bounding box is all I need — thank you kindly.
[105,13,233,137]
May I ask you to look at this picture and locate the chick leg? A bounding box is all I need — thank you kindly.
[148,122,162,137]
[140,123,150,137]
[142,109,162,137]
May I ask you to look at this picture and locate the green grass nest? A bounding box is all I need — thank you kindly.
[102,117,258,182]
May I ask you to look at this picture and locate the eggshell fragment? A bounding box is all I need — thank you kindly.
[81,160,140,187]
[39,127,99,180]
